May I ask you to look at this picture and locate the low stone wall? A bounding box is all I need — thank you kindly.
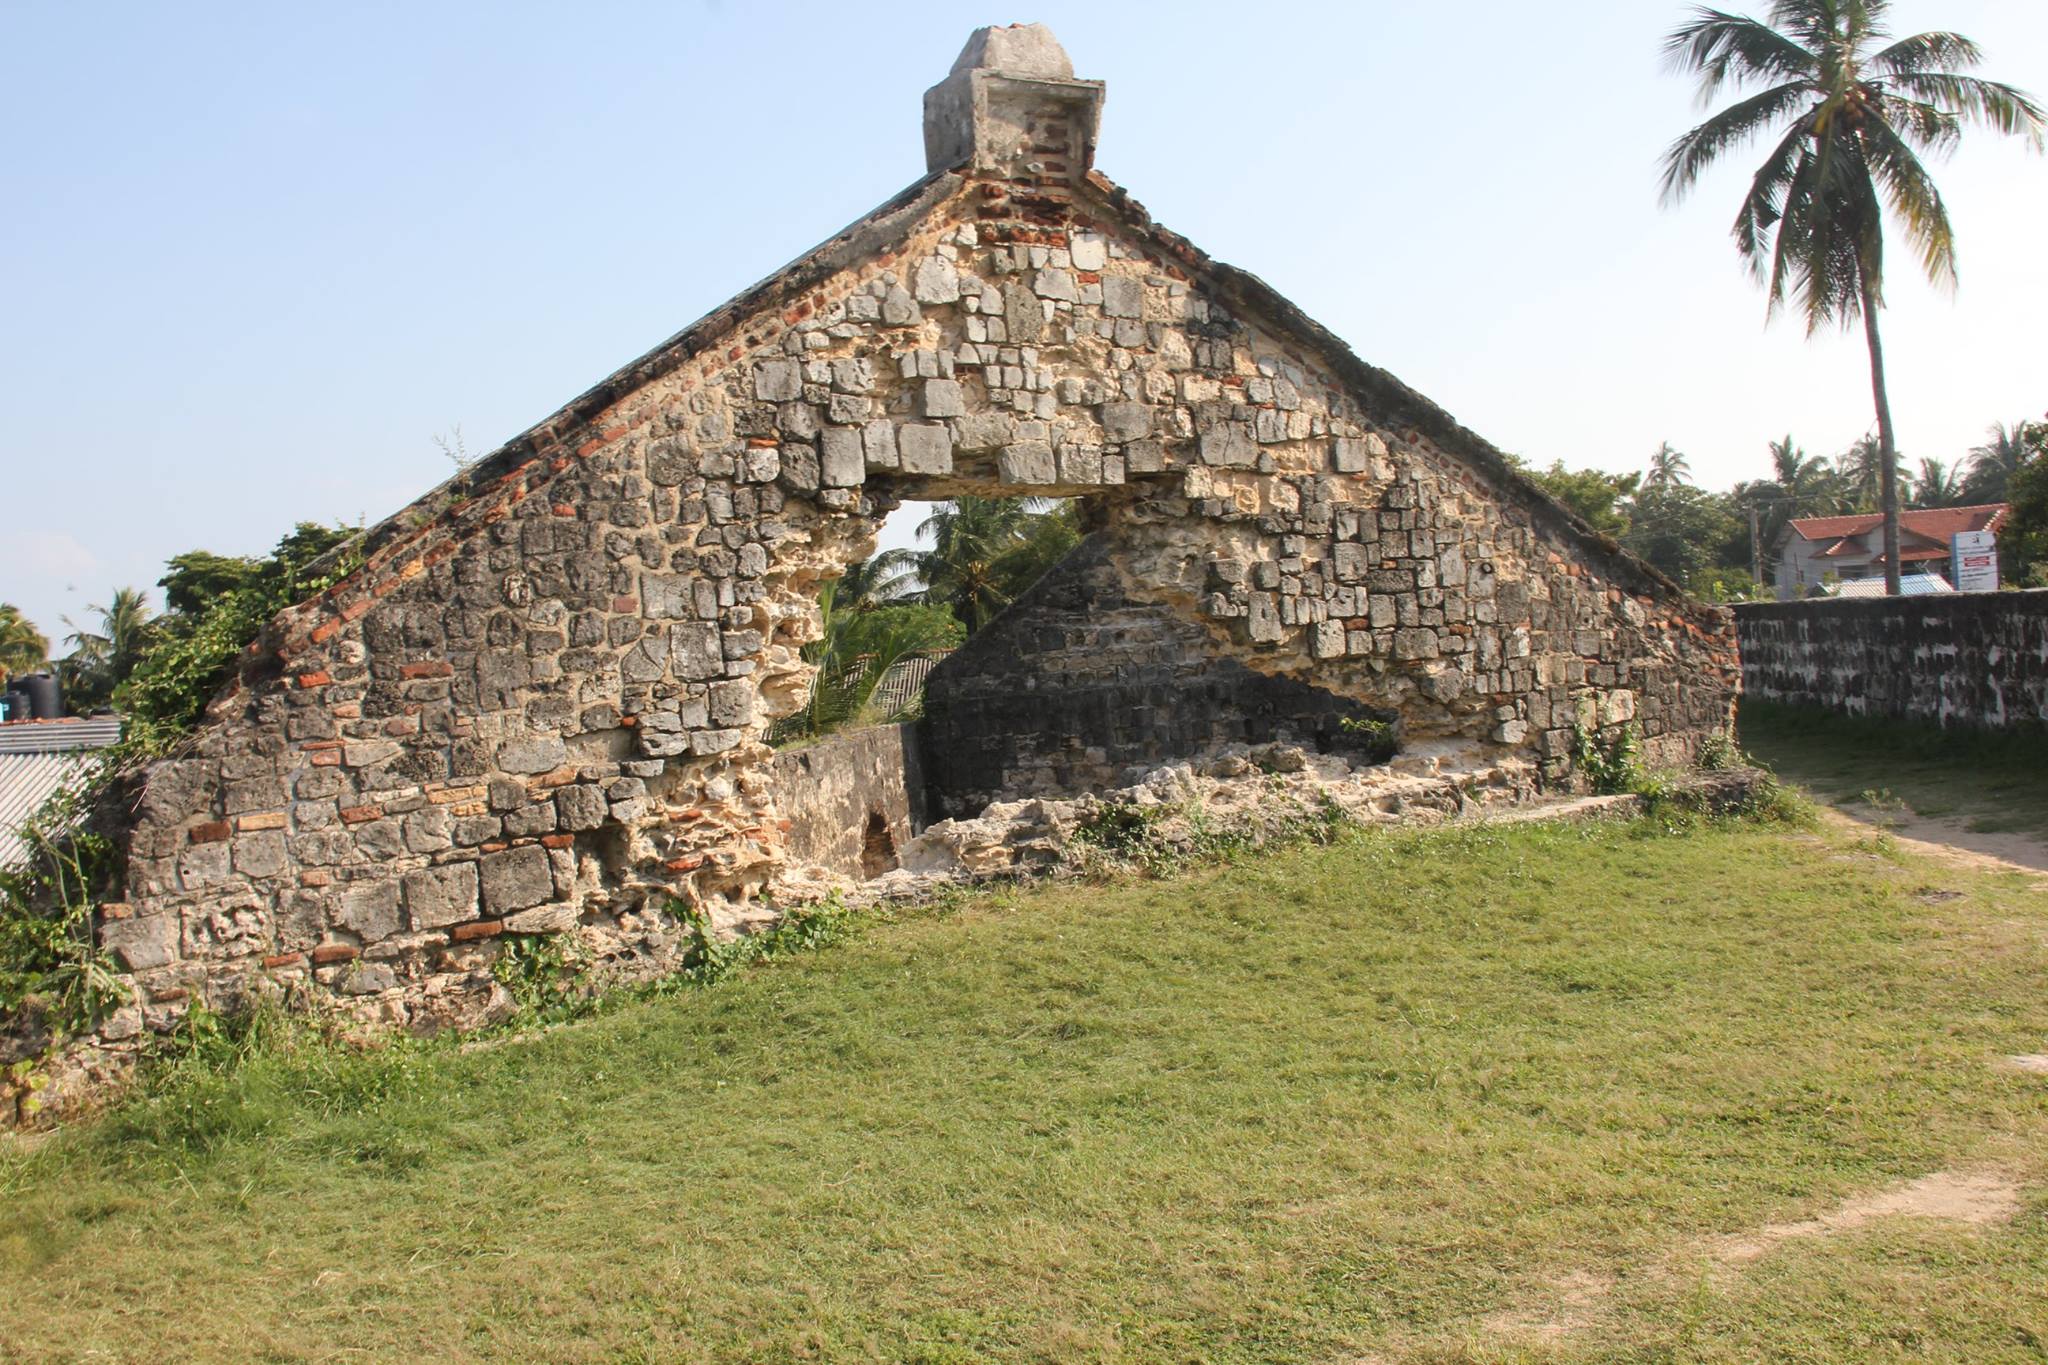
[1735,591,2048,728]
[768,724,925,883]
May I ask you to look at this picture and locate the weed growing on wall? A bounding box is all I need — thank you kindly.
[1573,722,1645,795]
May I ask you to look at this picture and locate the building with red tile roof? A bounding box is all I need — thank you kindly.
[1772,504,2007,598]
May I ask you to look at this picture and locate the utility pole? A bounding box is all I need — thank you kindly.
[1748,504,1765,592]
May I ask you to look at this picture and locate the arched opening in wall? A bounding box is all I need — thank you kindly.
[859,810,897,879]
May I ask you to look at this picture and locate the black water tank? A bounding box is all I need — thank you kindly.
[0,689,26,723]
[16,672,61,720]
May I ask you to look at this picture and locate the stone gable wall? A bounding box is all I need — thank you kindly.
[93,175,1736,1041]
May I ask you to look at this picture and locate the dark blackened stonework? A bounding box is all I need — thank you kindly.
[85,25,1736,1042]
[1736,592,2048,728]
[920,533,1397,817]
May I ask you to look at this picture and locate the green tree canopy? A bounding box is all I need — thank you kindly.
[1521,461,1640,537]
[0,605,49,679]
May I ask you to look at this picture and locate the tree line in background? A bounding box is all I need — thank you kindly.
[1519,415,2048,601]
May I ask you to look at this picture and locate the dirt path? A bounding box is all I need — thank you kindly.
[1822,803,2048,884]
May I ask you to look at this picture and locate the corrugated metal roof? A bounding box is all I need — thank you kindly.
[1832,573,1956,597]
[0,717,118,869]
[0,715,124,754]
[0,751,100,870]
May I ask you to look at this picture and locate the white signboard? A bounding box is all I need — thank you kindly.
[1951,529,1999,592]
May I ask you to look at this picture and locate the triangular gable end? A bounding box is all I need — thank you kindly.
[109,26,1739,1041]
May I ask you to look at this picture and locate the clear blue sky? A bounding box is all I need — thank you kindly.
[5,1,2043,647]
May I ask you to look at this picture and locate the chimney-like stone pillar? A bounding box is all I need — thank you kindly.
[923,24,1104,185]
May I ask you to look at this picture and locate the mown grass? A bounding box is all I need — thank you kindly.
[1741,699,2048,842]
[4,807,2047,1363]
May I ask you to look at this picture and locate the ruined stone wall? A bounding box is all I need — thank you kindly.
[768,724,924,882]
[1736,592,2048,728]
[91,171,1736,1041]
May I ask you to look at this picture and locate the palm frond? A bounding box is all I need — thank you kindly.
[1660,79,1817,204]
[1884,72,2046,147]
[1858,117,1957,287]
[1731,113,1817,269]
[1664,8,1817,100]
[1870,30,1982,77]
[1876,93,1962,155]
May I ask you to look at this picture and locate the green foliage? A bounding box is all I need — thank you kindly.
[1964,420,2033,503]
[1573,722,1644,795]
[0,603,49,678]
[1697,730,1743,772]
[1623,483,1745,583]
[2001,417,2048,582]
[776,585,963,744]
[1071,800,1170,855]
[0,784,125,1034]
[658,893,864,993]
[490,933,586,1023]
[59,587,155,713]
[115,523,358,754]
[1521,460,1638,536]
[1686,566,1767,603]
[1337,713,1399,763]
[917,497,1082,632]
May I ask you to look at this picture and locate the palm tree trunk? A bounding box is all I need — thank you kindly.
[1858,271,1902,597]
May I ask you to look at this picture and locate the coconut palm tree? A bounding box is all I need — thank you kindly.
[916,497,1082,633]
[834,550,921,612]
[0,604,48,678]
[62,587,154,710]
[1661,2,2043,594]
[1645,441,1694,490]
[1963,420,2030,502]
[1835,435,1887,511]
[1910,456,1962,507]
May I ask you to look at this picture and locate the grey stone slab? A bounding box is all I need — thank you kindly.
[671,622,724,681]
[999,440,1057,485]
[480,845,553,914]
[404,861,479,930]
[1100,401,1151,442]
[898,424,954,476]
[820,427,865,487]
[752,359,802,401]
[497,737,567,774]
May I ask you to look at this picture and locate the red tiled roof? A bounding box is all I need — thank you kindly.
[1786,504,2007,544]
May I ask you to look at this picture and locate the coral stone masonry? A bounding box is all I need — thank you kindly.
[93,26,1736,1040]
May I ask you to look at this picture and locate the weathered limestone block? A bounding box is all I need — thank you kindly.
[404,862,480,931]
[480,846,554,915]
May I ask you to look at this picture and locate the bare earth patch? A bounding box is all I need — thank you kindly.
[1481,1268,1616,1340]
[1483,1169,2024,1345]
[1825,804,2048,882]
[2004,1055,2048,1076]
[1709,1169,2023,1266]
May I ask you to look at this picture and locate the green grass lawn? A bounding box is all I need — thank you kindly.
[1741,700,2048,844]
[4,808,2047,1363]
